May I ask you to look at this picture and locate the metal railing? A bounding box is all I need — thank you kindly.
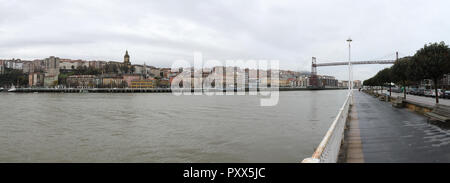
[302,91,353,163]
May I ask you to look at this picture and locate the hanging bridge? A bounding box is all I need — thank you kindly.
[309,52,399,88]
[315,59,395,67]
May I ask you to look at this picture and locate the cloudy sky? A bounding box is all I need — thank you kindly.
[1,0,449,80]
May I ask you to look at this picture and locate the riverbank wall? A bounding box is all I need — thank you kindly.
[3,87,347,93]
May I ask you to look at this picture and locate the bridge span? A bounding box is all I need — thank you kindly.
[310,54,397,88]
[315,60,395,67]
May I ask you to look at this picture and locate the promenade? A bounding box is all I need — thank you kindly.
[343,91,450,163]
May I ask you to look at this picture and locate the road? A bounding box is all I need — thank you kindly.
[379,90,450,106]
[344,91,450,163]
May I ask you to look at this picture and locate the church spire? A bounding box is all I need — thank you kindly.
[124,50,130,65]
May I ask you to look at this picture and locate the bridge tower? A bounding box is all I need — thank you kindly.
[310,57,318,88]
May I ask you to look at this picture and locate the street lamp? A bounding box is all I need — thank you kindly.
[346,38,352,91]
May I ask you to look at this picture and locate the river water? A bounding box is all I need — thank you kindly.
[0,90,348,162]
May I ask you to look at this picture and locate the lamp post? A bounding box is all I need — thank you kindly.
[347,38,352,91]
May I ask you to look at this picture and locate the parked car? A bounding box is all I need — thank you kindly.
[417,88,425,96]
[424,89,433,97]
[444,91,450,99]
[438,89,444,98]
[408,88,418,95]
[389,87,402,93]
[430,89,443,98]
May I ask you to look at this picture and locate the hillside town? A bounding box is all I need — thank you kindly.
[0,51,360,89]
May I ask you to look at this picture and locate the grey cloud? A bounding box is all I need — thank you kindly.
[1,0,449,80]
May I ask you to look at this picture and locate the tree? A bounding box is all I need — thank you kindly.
[0,68,28,87]
[391,57,412,99]
[374,67,392,94]
[120,65,130,74]
[103,63,119,74]
[58,73,69,86]
[364,77,377,91]
[411,42,450,103]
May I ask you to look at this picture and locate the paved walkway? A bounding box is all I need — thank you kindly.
[344,91,450,163]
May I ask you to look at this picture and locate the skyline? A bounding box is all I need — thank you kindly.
[1,0,450,81]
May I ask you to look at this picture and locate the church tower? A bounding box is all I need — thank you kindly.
[124,50,131,65]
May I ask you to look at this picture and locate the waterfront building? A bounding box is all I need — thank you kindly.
[30,59,45,73]
[300,74,338,88]
[202,70,211,79]
[131,78,156,88]
[340,81,349,88]
[149,67,161,78]
[353,80,362,89]
[288,78,296,87]
[248,78,258,89]
[102,76,125,88]
[225,71,236,89]
[41,57,61,87]
[6,59,23,70]
[28,72,44,87]
[440,74,450,89]
[319,75,339,88]
[43,56,60,72]
[405,76,450,90]
[88,60,107,69]
[279,78,290,87]
[190,72,202,89]
[43,74,58,87]
[244,68,249,88]
[160,68,172,79]
[0,59,35,74]
[158,78,170,88]
[297,76,309,88]
[3,54,347,90]
[420,79,433,89]
[280,70,297,79]
[123,74,143,87]
[59,59,84,71]
[143,65,154,77]
[169,76,176,88]
[22,61,34,73]
[67,75,96,88]
[133,65,145,74]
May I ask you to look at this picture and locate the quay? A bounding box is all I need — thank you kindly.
[303,90,450,163]
[3,87,347,93]
[6,88,173,93]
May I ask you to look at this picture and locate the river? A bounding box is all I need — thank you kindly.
[0,90,348,162]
